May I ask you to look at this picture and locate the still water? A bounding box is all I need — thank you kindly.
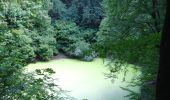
[25,58,140,100]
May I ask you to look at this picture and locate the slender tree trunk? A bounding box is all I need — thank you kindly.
[156,0,170,99]
[152,0,160,32]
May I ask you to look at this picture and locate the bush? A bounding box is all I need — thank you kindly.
[0,1,71,99]
[53,20,98,61]
[0,30,35,97]
[71,41,97,61]
[80,28,97,44]
[36,45,54,61]
[0,30,35,66]
[54,20,80,52]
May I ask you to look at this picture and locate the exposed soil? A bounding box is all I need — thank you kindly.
[52,53,68,60]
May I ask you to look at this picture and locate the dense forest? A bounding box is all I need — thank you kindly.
[0,0,167,100]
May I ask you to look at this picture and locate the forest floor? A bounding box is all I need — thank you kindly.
[52,53,68,60]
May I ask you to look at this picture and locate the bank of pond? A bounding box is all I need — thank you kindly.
[25,58,140,100]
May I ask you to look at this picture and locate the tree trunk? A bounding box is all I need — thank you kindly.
[152,0,161,32]
[156,0,170,99]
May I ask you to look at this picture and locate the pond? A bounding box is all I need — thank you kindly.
[25,58,140,100]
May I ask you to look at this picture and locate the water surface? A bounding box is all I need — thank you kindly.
[25,58,140,100]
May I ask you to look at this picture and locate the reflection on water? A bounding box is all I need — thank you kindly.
[25,58,140,100]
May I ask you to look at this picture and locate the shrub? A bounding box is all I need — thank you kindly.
[54,20,80,52]
[53,20,97,61]
[36,45,54,61]
[71,41,97,61]
[80,28,97,44]
[0,1,70,99]
[0,30,35,97]
[0,30,35,66]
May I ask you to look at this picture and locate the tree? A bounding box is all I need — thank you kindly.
[50,0,103,28]
[97,0,165,99]
[0,0,72,99]
[100,0,165,39]
[156,0,170,99]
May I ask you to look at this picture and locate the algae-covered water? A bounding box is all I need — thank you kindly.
[25,58,140,100]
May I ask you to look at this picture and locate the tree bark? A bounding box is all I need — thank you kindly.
[156,0,170,99]
[152,0,161,32]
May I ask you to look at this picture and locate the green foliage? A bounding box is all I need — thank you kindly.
[109,34,160,65]
[26,29,57,61]
[36,45,54,61]
[1,0,164,99]
[79,0,104,27]
[80,28,97,44]
[0,0,57,61]
[97,0,165,99]
[100,0,166,38]
[0,0,69,99]
[115,34,160,100]
[51,0,103,27]
[54,20,97,61]
[50,0,68,20]
[72,40,96,61]
[23,1,57,61]
[54,20,80,53]
[1,0,98,61]
[0,30,35,68]
[0,30,35,98]
[1,68,74,100]
[97,17,121,45]
[97,33,160,99]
